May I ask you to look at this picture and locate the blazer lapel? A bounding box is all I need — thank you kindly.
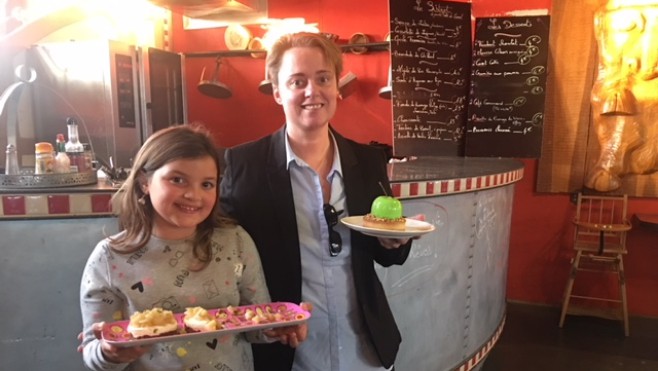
[266,127,302,299]
[267,127,298,238]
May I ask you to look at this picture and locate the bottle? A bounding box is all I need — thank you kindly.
[5,144,19,175]
[65,117,85,172]
[35,142,55,174]
[54,133,71,173]
[82,143,95,171]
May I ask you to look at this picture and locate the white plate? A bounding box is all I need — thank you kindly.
[224,24,252,50]
[102,302,309,348]
[341,216,435,238]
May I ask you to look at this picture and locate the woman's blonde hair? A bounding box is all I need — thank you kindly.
[266,32,343,86]
[109,124,234,270]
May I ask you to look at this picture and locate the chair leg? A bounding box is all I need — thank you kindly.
[559,251,582,328]
[617,254,630,336]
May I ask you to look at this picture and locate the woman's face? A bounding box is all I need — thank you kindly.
[272,46,339,133]
[144,155,218,240]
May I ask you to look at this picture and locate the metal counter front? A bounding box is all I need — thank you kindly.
[0,179,117,370]
[380,157,524,371]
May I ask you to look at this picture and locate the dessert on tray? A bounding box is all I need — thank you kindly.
[127,308,179,338]
[102,302,311,347]
[183,306,217,332]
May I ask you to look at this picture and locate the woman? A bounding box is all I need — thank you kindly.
[220,32,414,371]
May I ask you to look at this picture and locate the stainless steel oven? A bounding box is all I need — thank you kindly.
[3,39,186,169]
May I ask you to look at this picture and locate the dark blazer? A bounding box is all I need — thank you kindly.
[219,126,412,370]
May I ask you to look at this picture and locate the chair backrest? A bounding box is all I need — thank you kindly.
[573,193,630,253]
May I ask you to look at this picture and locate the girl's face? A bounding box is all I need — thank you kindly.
[144,155,218,240]
[272,46,339,133]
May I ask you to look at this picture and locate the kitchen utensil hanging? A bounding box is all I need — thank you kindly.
[348,33,370,54]
[378,66,392,99]
[258,62,272,95]
[339,72,358,99]
[378,33,392,99]
[198,57,232,99]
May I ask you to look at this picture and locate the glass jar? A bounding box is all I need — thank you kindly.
[82,143,94,172]
[35,142,55,174]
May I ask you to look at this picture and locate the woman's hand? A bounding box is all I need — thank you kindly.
[263,302,313,348]
[78,322,150,364]
[377,214,426,249]
[377,237,410,249]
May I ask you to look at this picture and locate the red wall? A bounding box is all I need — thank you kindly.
[173,0,658,318]
[511,160,658,317]
[174,0,394,148]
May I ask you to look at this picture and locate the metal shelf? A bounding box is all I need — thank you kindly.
[185,41,390,58]
[0,170,98,189]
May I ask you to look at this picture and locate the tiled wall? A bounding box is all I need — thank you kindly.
[0,192,113,219]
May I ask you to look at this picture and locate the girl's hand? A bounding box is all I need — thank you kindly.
[78,322,150,364]
[263,302,313,348]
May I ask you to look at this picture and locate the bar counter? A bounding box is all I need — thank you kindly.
[0,156,524,371]
[381,156,524,371]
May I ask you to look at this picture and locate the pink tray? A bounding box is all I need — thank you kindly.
[102,302,310,347]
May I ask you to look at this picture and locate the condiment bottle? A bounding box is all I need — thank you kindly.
[5,144,19,175]
[54,133,71,173]
[82,143,94,171]
[65,117,85,172]
[35,142,55,174]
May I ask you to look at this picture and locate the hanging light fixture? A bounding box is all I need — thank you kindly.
[198,57,232,99]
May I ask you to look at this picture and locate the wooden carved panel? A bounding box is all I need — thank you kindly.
[537,0,658,197]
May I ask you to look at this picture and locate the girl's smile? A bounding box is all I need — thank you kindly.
[144,155,218,240]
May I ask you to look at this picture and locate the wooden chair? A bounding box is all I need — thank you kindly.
[558,193,631,336]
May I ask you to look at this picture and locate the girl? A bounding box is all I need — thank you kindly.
[80,124,306,371]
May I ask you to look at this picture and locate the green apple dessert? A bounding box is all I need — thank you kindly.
[363,195,406,230]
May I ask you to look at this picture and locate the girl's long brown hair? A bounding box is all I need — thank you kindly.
[108,124,235,271]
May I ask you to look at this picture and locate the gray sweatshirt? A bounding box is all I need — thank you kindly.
[80,225,271,371]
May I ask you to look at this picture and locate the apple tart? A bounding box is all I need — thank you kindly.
[363,195,406,231]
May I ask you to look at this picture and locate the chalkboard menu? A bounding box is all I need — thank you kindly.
[465,16,551,158]
[389,0,472,157]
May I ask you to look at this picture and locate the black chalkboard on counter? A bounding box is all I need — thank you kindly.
[389,0,472,157]
[465,16,551,158]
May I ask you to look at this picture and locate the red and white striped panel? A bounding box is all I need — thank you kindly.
[456,315,506,371]
[0,193,113,219]
[392,168,524,199]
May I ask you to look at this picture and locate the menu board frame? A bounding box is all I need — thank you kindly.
[465,15,551,158]
[389,0,472,157]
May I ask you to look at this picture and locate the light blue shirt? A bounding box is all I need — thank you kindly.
[285,133,387,371]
